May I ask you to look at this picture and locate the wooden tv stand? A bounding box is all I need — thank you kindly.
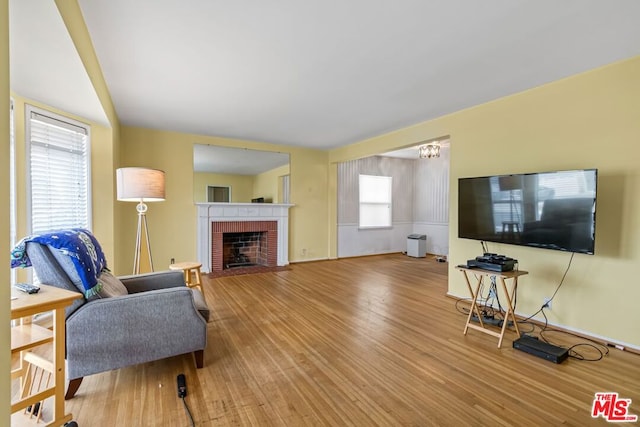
[456,266,528,348]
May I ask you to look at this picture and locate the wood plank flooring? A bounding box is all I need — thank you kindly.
[63,254,640,426]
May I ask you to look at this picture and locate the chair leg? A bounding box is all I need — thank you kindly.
[65,377,84,400]
[194,350,204,369]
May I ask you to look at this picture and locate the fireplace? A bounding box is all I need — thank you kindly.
[211,220,278,273]
[197,203,293,273]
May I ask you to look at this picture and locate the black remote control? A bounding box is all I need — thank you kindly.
[177,374,187,398]
[14,283,40,294]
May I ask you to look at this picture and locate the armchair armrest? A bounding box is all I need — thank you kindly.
[65,287,207,379]
[119,270,185,294]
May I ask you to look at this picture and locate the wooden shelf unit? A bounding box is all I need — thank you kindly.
[11,284,81,426]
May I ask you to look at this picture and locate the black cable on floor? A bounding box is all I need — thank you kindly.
[182,396,195,427]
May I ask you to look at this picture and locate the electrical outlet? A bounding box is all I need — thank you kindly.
[543,297,552,310]
[170,258,175,265]
[301,248,307,256]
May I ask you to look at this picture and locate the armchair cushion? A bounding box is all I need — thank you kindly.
[94,271,128,299]
[120,270,186,293]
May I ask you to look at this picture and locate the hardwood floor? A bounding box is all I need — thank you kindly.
[64,254,640,426]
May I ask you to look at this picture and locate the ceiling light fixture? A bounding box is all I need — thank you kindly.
[419,141,441,159]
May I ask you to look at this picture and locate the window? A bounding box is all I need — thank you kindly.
[26,106,91,235]
[359,174,392,228]
[207,185,230,202]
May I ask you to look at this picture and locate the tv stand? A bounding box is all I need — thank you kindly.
[456,266,528,348]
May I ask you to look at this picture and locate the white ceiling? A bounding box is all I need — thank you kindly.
[10,1,640,150]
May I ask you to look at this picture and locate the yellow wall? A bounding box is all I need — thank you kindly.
[1,1,11,423]
[117,127,328,274]
[193,172,254,203]
[253,163,290,203]
[329,56,640,347]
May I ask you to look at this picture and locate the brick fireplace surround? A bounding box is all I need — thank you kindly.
[196,203,293,273]
[212,221,277,272]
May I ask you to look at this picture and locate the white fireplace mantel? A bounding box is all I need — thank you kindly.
[196,203,293,273]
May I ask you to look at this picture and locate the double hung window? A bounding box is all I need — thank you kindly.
[26,106,91,234]
[359,174,392,228]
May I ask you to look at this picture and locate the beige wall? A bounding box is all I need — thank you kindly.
[117,127,329,274]
[1,1,10,423]
[329,56,640,348]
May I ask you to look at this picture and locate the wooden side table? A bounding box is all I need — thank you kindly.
[11,284,82,426]
[169,261,205,301]
[456,266,528,348]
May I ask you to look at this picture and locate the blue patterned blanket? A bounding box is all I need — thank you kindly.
[11,228,107,298]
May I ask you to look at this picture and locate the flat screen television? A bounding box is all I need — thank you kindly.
[458,169,597,254]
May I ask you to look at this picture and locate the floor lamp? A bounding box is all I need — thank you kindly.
[116,167,165,274]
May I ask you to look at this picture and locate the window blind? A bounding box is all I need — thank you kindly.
[27,107,91,235]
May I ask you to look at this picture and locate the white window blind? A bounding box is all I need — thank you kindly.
[359,174,392,228]
[27,106,91,235]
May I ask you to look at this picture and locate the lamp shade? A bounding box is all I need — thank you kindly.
[116,167,165,202]
[498,175,522,191]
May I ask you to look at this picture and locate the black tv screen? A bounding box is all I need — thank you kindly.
[458,169,597,254]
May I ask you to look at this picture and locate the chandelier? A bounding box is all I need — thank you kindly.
[419,141,441,159]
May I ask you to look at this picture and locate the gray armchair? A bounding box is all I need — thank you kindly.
[25,241,210,400]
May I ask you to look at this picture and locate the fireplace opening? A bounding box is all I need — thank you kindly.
[223,231,268,269]
[211,220,278,273]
